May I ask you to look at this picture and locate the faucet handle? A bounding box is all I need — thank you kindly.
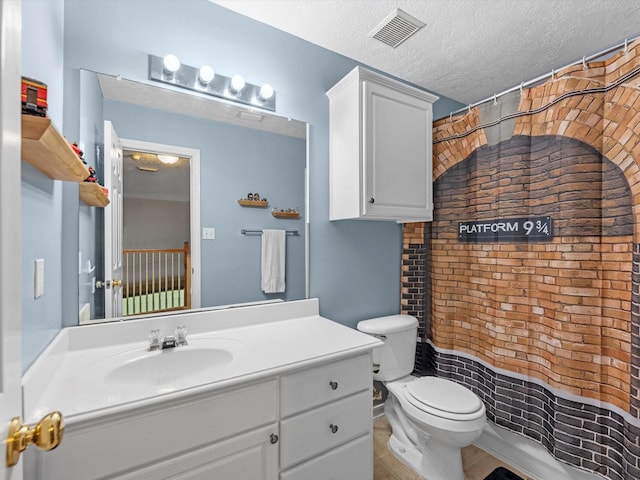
[175,325,188,346]
[148,329,161,350]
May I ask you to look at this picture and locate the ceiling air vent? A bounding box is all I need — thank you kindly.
[368,8,425,48]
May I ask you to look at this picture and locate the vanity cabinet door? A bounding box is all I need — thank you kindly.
[27,380,277,480]
[116,423,279,480]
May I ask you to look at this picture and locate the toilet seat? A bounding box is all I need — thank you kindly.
[404,377,484,420]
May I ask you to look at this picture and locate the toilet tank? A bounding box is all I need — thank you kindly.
[357,315,418,381]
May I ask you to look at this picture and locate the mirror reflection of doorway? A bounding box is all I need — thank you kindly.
[90,136,201,321]
[121,146,191,316]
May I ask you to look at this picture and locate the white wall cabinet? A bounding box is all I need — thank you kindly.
[327,67,438,222]
[25,354,373,480]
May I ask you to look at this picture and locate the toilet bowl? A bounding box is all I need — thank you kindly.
[357,315,486,480]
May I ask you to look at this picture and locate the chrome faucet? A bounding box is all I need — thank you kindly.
[148,326,188,351]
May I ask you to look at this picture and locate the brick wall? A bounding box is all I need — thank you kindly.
[402,38,640,478]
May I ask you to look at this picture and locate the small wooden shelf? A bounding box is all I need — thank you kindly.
[238,199,269,208]
[79,182,110,207]
[272,210,300,219]
[21,115,89,182]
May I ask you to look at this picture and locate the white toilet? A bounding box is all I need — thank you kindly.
[357,315,486,480]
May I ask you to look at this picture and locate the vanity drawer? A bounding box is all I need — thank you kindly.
[280,390,372,469]
[280,353,372,416]
[280,434,372,480]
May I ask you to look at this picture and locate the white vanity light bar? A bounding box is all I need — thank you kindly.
[148,54,276,112]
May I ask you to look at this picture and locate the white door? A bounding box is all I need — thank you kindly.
[104,121,124,318]
[1,0,24,477]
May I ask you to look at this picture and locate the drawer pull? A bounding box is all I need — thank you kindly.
[270,433,279,444]
[329,381,338,390]
[329,424,339,434]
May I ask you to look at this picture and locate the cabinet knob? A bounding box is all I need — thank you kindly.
[368,197,375,204]
[329,424,339,434]
[270,433,279,444]
[329,381,338,390]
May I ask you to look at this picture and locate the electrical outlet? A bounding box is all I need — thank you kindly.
[203,227,215,240]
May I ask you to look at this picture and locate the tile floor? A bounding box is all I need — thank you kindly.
[373,416,528,480]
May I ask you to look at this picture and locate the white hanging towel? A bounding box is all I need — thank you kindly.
[261,229,286,293]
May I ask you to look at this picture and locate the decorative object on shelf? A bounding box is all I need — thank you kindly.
[84,166,98,183]
[21,76,48,117]
[148,54,276,111]
[238,198,269,207]
[238,192,269,207]
[70,142,87,165]
[272,208,300,219]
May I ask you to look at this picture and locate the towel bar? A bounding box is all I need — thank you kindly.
[241,228,299,236]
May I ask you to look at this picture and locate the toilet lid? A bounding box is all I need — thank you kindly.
[405,377,483,415]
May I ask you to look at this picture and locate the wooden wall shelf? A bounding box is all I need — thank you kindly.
[21,115,89,182]
[238,199,269,208]
[79,182,110,207]
[272,210,300,219]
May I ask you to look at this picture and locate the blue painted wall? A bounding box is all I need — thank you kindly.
[103,99,307,306]
[21,0,66,369]
[21,0,463,369]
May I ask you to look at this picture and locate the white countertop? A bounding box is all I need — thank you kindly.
[22,299,381,425]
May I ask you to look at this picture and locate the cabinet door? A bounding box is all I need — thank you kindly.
[362,79,433,220]
[114,424,279,480]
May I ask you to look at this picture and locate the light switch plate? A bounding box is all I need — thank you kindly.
[202,227,215,240]
[34,258,44,298]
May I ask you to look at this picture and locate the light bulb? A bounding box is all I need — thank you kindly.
[198,65,215,85]
[162,54,181,73]
[157,154,179,165]
[230,75,245,92]
[259,83,274,100]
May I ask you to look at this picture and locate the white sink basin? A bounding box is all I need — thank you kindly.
[105,347,234,386]
[83,337,247,392]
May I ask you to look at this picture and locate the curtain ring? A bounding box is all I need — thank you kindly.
[493,94,497,105]
[624,38,628,54]
[582,56,587,70]
[468,105,471,113]
[551,69,555,80]
[449,112,453,121]
[519,82,524,95]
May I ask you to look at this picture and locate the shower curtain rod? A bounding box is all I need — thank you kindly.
[446,34,639,119]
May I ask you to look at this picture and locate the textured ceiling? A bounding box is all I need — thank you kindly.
[212,0,640,105]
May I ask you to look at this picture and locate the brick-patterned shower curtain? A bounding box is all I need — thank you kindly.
[403,39,640,480]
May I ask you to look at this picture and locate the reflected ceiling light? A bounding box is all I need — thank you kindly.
[259,84,274,101]
[157,154,179,165]
[148,54,276,111]
[230,75,246,93]
[162,54,181,74]
[198,65,215,85]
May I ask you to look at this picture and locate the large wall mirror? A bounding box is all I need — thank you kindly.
[77,70,308,324]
